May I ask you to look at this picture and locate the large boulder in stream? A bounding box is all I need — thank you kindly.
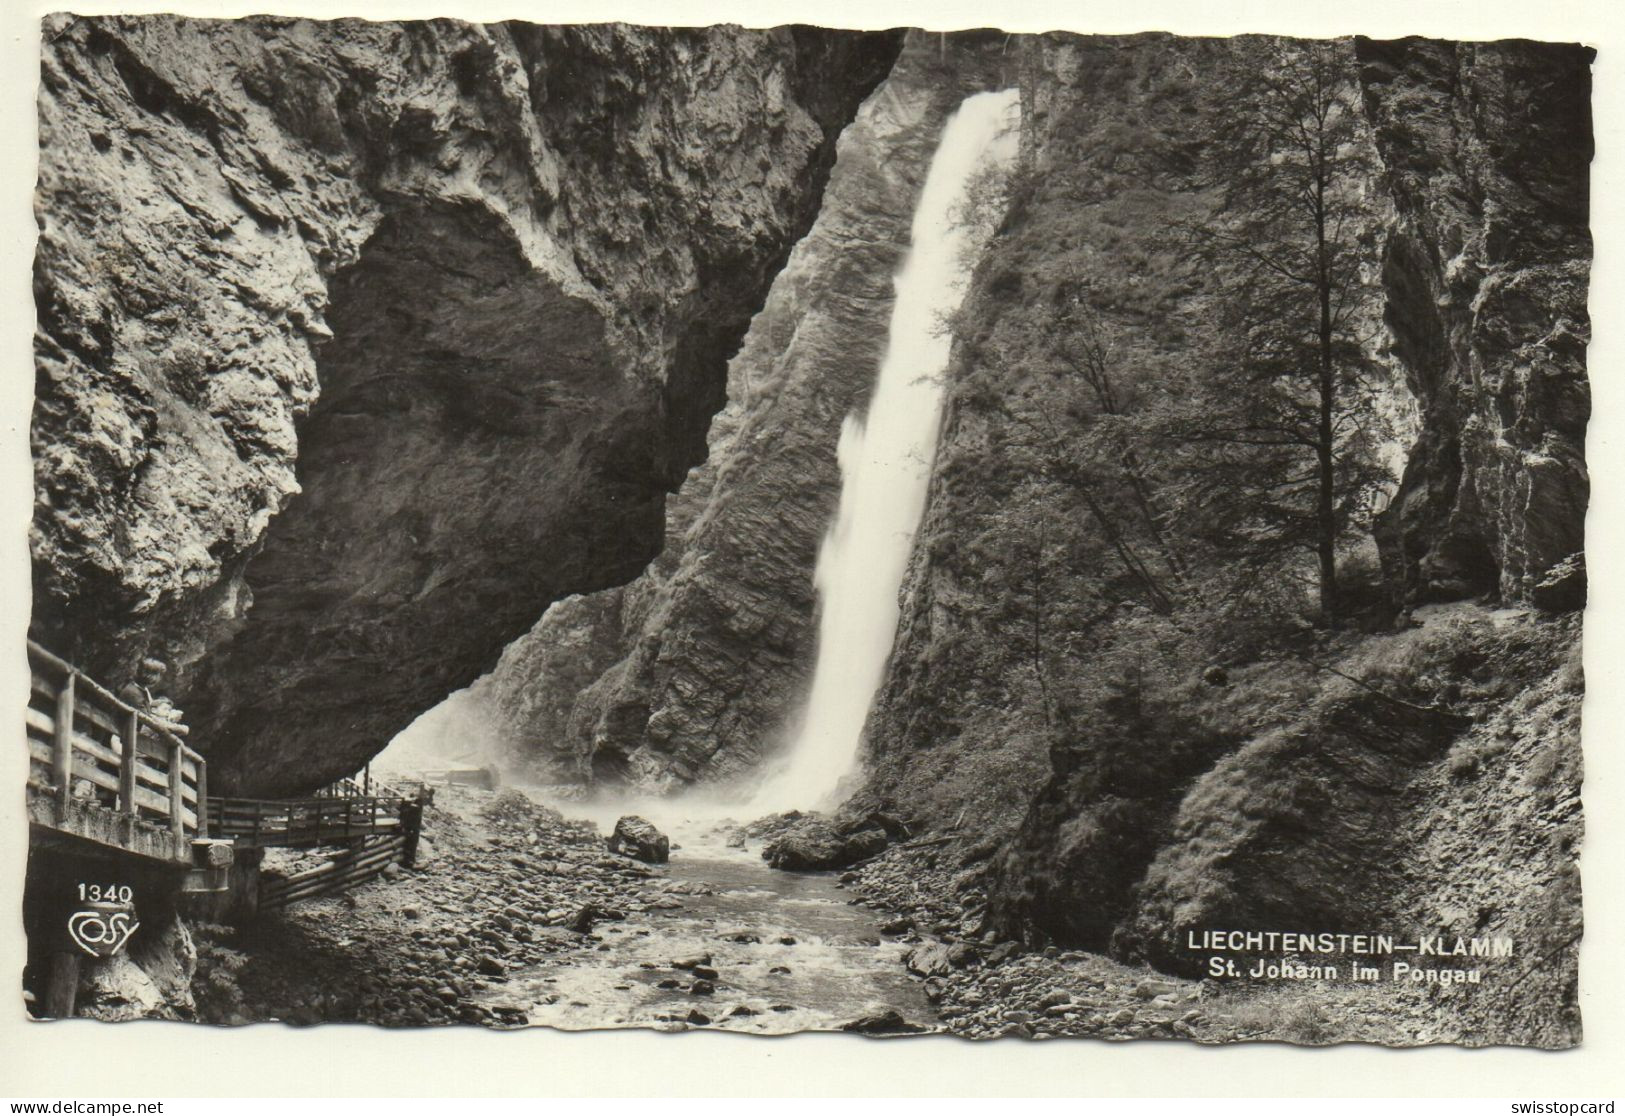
[607,816,670,864]
[762,817,888,872]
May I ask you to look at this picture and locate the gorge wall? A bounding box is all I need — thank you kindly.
[850,35,1589,1047]
[856,32,1235,838]
[32,15,901,795]
[471,32,1013,794]
[1359,38,1592,612]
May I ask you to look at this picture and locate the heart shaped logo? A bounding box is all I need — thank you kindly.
[67,907,139,958]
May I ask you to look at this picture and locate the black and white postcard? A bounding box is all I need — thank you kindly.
[9,0,1609,1089]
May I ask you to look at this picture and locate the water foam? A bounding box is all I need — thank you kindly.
[750,89,1022,814]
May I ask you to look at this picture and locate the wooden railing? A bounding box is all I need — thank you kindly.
[25,640,207,846]
[313,776,368,799]
[207,793,406,848]
[417,766,500,790]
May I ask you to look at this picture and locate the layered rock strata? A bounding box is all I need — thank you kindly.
[32,15,901,794]
[1358,38,1593,610]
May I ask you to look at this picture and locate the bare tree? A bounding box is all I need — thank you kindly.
[1181,37,1386,625]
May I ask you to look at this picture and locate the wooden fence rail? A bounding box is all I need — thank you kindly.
[313,777,368,799]
[25,640,207,850]
[258,833,411,910]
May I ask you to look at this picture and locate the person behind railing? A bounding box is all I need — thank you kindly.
[116,657,189,738]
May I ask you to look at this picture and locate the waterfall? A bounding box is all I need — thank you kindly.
[750,89,1022,814]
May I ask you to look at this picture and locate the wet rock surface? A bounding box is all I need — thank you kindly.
[1357,38,1592,608]
[474,32,1013,794]
[607,816,670,865]
[32,15,901,796]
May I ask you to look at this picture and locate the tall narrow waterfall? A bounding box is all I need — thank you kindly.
[751,89,1022,813]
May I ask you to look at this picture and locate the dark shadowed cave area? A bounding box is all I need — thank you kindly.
[181,198,663,796]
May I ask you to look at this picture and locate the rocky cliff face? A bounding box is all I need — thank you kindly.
[856,33,1232,839]
[1116,609,1583,1046]
[852,34,1588,1046]
[472,33,1012,794]
[32,15,900,794]
[1360,39,1592,611]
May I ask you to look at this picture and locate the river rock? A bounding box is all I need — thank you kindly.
[839,827,890,861]
[841,1009,928,1035]
[1133,979,1182,1000]
[905,942,954,978]
[763,817,888,872]
[568,904,620,934]
[763,818,848,870]
[607,816,670,864]
[986,942,1021,965]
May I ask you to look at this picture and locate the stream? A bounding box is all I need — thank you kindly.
[476,815,935,1034]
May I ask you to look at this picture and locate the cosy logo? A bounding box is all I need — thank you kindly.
[67,903,139,958]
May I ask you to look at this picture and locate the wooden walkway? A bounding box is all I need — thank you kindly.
[26,640,424,911]
[25,640,208,865]
[25,639,428,1019]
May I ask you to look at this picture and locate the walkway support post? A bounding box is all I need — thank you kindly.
[43,950,80,1020]
[400,799,424,869]
[195,757,209,839]
[52,673,75,823]
[118,709,139,816]
[168,738,186,846]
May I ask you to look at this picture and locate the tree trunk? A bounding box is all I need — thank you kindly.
[1315,170,1340,626]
